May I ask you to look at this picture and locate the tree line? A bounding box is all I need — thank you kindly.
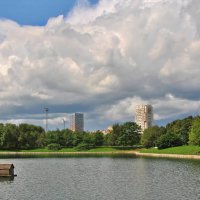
[0,122,141,150]
[0,123,45,150]
[0,116,200,150]
[141,116,200,149]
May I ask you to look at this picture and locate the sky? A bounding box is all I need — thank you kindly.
[0,0,99,26]
[0,0,200,131]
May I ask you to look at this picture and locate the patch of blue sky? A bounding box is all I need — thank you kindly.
[0,0,99,26]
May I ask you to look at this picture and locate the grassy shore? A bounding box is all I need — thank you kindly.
[0,147,131,153]
[0,147,137,158]
[1,146,200,157]
[140,146,200,155]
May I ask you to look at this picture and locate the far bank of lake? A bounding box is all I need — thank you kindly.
[0,146,200,160]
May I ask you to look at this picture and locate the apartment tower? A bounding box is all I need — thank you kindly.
[135,105,153,132]
[69,113,84,132]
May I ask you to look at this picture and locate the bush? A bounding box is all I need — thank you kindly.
[156,133,182,149]
[114,146,142,150]
[75,143,94,151]
[47,143,62,151]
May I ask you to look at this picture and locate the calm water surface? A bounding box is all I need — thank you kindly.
[0,156,200,200]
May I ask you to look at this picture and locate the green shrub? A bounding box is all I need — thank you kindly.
[75,143,94,151]
[47,143,62,150]
[156,133,182,149]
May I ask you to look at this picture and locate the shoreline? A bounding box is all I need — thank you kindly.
[0,151,200,160]
[133,152,200,160]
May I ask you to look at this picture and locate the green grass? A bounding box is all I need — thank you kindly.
[1,146,200,155]
[85,147,126,152]
[140,146,200,155]
[22,148,77,152]
[0,147,131,153]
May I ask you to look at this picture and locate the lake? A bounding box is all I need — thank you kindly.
[0,156,200,200]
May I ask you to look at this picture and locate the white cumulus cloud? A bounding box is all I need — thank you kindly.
[0,0,200,130]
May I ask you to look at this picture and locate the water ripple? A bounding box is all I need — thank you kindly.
[0,157,199,200]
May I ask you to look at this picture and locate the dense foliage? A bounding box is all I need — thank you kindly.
[0,121,141,150]
[1,115,200,151]
[105,122,141,146]
[0,123,45,150]
[75,143,94,151]
[189,117,200,146]
[156,132,182,149]
[166,116,193,145]
[141,115,200,149]
[116,122,141,146]
[141,126,166,148]
[47,143,62,150]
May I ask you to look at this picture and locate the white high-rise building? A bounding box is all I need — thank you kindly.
[135,105,153,132]
[69,113,84,132]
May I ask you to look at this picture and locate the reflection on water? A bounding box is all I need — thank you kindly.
[0,153,137,159]
[0,157,199,200]
[0,176,15,182]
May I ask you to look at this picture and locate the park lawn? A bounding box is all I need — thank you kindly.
[86,147,127,152]
[21,148,77,152]
[0,148,76,152]
[0,147,129,153]
[23,147,131,152]
[140,145,200,155]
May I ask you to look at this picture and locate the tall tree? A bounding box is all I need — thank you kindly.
[111,124,121,146]
[92,131,104,146]
[141,126,166,148]
[73,131,85,146]
[116,122,141,146]
[1,124,19,150]
[0,123,4,148]
[62,129,74,147]
[189,117,200,146]
[166,116,193,145]
[18,123,45,149]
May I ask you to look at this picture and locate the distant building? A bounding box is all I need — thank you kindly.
[69,113,84,132]
[135,105,153,132]
[100,126,113,135]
